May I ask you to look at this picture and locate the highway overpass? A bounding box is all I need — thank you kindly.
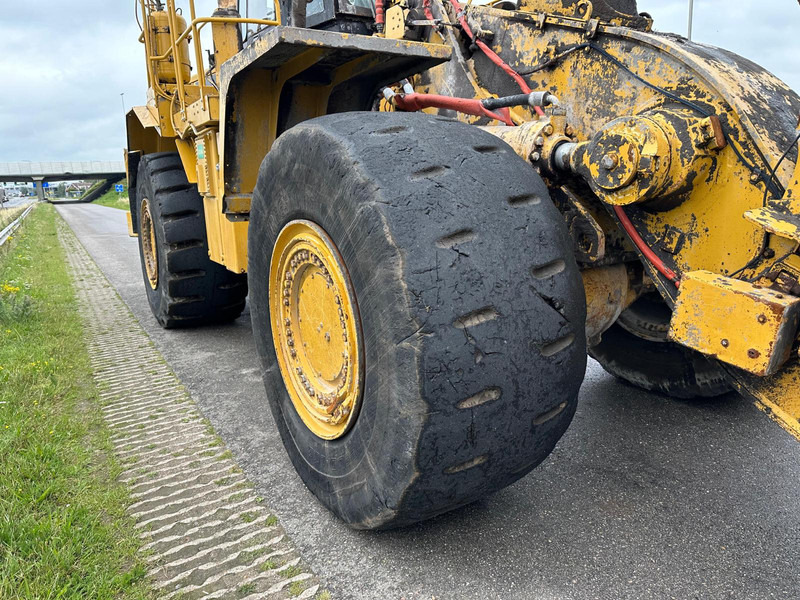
[0,161,126,201]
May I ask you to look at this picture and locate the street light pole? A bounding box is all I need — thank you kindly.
[120,93,126,115]
[687,0,695,40]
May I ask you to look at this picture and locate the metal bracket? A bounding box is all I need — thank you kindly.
[585,18,600,38]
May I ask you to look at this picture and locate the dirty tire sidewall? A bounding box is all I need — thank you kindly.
[136,164,171,327]
[249,112,587,529]
[135,153,248,329]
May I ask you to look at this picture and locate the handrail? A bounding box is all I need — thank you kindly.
[138,1,281,115]
[187,0,207,111]
[166,0,189,113]
[148,16,279,62]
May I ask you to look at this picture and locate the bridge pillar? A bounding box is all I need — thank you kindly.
[32,177,45,202]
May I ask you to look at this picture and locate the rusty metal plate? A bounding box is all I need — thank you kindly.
[743,207,800,243]
[668,270,800,376]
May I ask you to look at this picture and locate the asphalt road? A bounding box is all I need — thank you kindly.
[58,203,800,600]
[2,196,32,208]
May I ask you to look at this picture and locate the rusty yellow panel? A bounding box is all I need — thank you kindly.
[211,18,242,67]
[385,6,406,40]
[126,211,138,238]
[174,138,198,184]
[668,271,800,376]
[203,196,248,274]
[185,96,220,130]
[736,359,800,441]
[743,207,800,243]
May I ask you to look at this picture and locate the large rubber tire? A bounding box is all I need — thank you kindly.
[589,293,732,399]
[135,153,248,329]
[248,112,588,529]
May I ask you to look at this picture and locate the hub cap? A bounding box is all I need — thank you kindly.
[140,198,158,290]
[269,220,363,440]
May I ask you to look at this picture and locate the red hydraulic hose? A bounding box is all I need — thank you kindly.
[423,0,434,21]
[375,0,385,31]
[447,0,545,117]
[393,92,514,126]
[613,205,681,288]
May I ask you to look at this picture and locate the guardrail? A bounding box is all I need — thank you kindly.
[0,204,35,247]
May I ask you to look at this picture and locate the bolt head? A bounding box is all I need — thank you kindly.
[721,339,729,348]
[600,154,619,171]
[543,125,554,136]
[529,152,541,162]
[750,173,760,183]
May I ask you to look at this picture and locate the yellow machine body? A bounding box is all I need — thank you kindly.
[669,271,800,377]
[125,0,800,439]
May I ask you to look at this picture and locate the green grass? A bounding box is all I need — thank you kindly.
[0,205,153,599]
[283,565,304,579]
[92,179,129,210]
[236,582,257,596]
[259,559,278,572]
[288,580,307,596]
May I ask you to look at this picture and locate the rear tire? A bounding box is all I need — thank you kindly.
[248,112,588,529]
[135,153,248,329]
[590,293,732,399]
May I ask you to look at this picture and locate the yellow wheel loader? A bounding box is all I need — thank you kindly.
[126,0,800,529]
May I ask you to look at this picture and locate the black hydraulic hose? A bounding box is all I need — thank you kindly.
[481,93,533,111]
[481,91,559,111]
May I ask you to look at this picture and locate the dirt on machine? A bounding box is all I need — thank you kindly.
[125,0,800,529]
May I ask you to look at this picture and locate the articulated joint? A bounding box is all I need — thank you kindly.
[555,109,726,210]
[479,114,577,174]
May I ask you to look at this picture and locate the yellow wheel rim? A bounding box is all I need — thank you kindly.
[270,220,363,440]
[140,198,158,290]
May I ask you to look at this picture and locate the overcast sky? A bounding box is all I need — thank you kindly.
[0,1,798,162]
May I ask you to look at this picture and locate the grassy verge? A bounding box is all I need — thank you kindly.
[0,205,152,599]
[93,179,129,210]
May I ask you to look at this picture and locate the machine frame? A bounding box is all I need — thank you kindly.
[126,0,800,459]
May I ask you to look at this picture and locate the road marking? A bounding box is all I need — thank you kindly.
[57,219,324,600]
